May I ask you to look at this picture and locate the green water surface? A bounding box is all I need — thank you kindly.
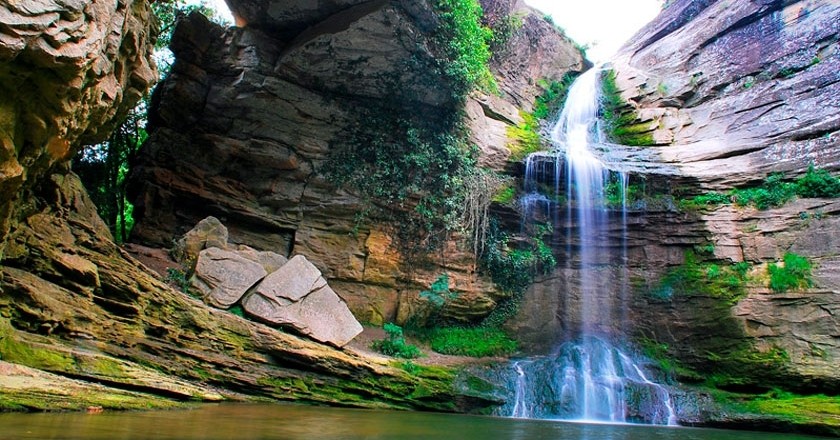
[0,404,824,439]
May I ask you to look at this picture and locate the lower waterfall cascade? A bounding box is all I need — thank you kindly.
[503,67,678,425]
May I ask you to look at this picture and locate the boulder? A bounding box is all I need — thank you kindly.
[174,216,230,264]
[192,247,266,308]
[235,245,288,273]
[243,255,362,347]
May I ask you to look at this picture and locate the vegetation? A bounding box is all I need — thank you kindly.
[463,169,512,258]
[325,100,476,254]
[165,267,192,293]
[650,251,751,304]
[432,0,497,98]
[533,73,579,120]
[681,165,840,211]
[486,13,523,55]
[481,222,556,296]
[506,111,543,161]
[736,391,840,431]
[768,252,813,292]
[600,69,655,146]
[372,323,422,359]
[420,327,516,357]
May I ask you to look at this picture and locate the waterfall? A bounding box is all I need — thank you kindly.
[502,67,677,425]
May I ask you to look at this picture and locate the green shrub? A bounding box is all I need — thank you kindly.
[432,0,496,98]
[165,268,191,293]
[533,73,578,120]
[481,224,556,295]
[796,164,840,198]
[731,173,797,210]
[372,323,422,359]
[768,253,813,292]
[423,327,516,357]
[679,192,731,211]
[229,305,245,317]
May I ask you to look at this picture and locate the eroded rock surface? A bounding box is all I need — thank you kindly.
[127,1,585,325]
[0,0,157,253]
[609,0,840,188]
[193,247,267,308]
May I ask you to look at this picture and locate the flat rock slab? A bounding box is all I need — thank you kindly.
[255,255,322,302]
[193,247,267,308]
[243,255,362,347]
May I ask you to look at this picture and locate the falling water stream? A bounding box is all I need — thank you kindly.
[509,67,677,425]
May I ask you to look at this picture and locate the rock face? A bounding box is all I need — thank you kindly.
[608,0,840,188]
[0,0,501,413]
[509,0,840,394]
[0,170,496,413]
[0,0,157,255]
[127,0,585,325]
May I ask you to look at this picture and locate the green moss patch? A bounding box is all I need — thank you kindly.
[419,327,516,357]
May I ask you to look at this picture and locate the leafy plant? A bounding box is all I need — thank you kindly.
[165,267,191,293]
[795,164,840,198]
[372,323,422,359]
[768,253,813,292]
[419,274,460,327]
[730,173,797,210]
[432,0,497,98]
[533,73,579,120]
[652,251,751,304]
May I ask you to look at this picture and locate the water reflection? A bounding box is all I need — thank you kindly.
[0,404,822,440]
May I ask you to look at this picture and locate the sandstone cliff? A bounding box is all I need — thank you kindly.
[610,0,840,188]
[0,0,157,257]
[0,0,544,412]
[127,0,585,326]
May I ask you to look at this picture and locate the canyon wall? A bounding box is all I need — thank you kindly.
[127,0,586,325]
[511,0,840,394]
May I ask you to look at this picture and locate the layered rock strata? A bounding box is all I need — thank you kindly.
[0,0,157,255]
[0,0,506,412]
[127,0,586,325]
[608,0,840,188]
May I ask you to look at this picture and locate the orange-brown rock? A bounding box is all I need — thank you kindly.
[127,2,585,326]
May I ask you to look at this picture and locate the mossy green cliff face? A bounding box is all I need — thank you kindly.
[0,0,524,414]
[0,172,498,411]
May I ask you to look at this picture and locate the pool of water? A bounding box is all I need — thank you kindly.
[0,404,822,440]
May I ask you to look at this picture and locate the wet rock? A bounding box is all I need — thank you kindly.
[192,247,267,308]
[243,255,362,347]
